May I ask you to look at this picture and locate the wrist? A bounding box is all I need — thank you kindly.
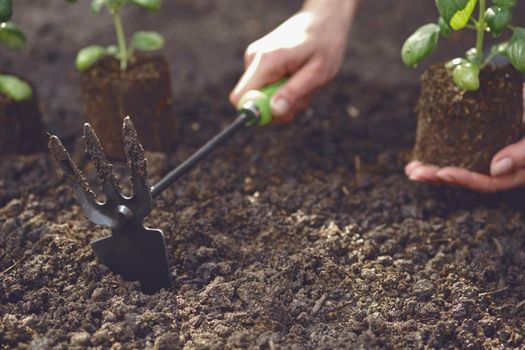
[302,0,359,27]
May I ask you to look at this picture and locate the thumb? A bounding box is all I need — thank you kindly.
[490,136,525,176]
[270,58,326,121]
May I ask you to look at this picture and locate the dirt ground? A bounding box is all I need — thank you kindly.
[1,1,525,349]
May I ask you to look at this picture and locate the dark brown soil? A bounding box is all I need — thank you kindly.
[413,64,524,174]
[2,76,525,349]
[2,1,525,349]
[80,55,175,159]
[0,76,44,155]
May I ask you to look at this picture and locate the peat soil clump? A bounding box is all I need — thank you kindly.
[413,64,524,173]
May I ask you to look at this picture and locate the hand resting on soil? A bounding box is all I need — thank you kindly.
[406,85,525,193]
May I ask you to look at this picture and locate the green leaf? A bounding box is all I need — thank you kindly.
[435,0,478,30]
[452,62,480,91]
[76,45,107,71]
[435,0,469,24]
[450,0,478,30]
[507,27,525,72]
[131,31,165,51]
[491,42,508,56]
[65,0,78,3]
[486,6,512,37]
[130,0,161,11]
[0,0,12,22]
[493,0,516,7]
[90,0,106,14]
[0,22,25,50]
[401,23,440,68]
[0,74,32,102]
[438,17,452,38]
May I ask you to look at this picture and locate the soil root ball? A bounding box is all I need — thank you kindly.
[79,55,176,159]
[413,64,524,174]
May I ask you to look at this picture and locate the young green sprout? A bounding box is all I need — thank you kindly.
[402,0,525,91]
[0,0,33,102]
[68,0,165,72]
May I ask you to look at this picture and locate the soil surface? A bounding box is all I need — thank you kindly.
[2,1,525,349]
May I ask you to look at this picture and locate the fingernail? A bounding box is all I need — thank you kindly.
[408,173,419,181]
[271,98,289,117]
[436,170,453,182]
[491,157,513,176]
[408,168,422,181]
[405,161,420,176]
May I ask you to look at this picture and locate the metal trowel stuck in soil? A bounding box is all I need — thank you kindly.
[48,79,287,294]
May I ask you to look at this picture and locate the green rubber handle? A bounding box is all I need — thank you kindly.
[237,77,288,126]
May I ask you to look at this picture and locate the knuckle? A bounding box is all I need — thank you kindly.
[244,43,257,59]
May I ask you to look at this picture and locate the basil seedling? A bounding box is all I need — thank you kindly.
[68,0,165,71]
[0,0,32,102]
[402,0,525,91]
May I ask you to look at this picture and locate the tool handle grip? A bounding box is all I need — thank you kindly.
[237,78,288,126]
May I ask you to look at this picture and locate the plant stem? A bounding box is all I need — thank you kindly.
[475,0,486,64]
[112,12,128,71]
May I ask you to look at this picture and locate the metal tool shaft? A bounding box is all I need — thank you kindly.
[150,112,255,198]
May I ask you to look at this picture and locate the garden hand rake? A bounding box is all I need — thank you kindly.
[48,79,286,294]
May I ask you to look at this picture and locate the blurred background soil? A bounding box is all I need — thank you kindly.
[1,0,503,139]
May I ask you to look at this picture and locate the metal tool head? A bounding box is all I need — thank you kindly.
[48,117,170,294]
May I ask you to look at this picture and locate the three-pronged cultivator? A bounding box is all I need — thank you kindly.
[49,118,170,294]
[48,79,287,293]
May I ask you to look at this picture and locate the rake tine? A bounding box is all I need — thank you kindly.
[48,135,116,227]
[122,117,152,215]
[83,123,122,202]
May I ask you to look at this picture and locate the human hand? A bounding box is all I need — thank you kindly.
[406,85,525,193]
[229,0,358,123]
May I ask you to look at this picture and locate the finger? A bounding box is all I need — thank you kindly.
[270,58,327,120]
[490,136,525,176]
[230,49,296,107]
[272,94,312,124]
[405,160,423,176]
[436,167,525,193]
[408,164,443,184]
[244,42,257,69]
